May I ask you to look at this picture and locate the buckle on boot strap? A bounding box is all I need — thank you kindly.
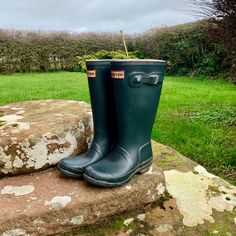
[129,72,163,87]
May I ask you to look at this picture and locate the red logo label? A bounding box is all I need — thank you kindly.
[87,70,96,78]
[111,70,125,80]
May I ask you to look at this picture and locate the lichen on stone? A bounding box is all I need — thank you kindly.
[194,165,217,179]
[125,185,132,190]
[0,114,30,134]
[2,229,29,236]
[0,100,93,176]
[0,185,35,196]
[25,132,78,169]
[155,224,173,233]
[0,146,13,174]
[44,196,72,210]
[33,218,45,226]
[144,166,153,175]
[123,218,134,226]
[137,214,145,221]
[156,183,165,195]
[71,215,84,225]
[164,167,236,227]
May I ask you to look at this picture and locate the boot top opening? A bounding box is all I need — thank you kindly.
[111,59,166,66]
[86,59,113,66]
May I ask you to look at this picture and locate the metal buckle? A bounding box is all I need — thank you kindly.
[134,75,142,84]
[129,72,162,87]
[149,75,159,84]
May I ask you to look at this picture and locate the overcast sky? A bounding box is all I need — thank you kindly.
[0,0,201,34]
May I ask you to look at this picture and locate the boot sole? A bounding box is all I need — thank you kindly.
[83,158,152,188]
[57,163,83,179]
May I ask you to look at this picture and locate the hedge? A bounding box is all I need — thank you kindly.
[127,21,235,81]
[0,31,123,73]
[0,21,235,82]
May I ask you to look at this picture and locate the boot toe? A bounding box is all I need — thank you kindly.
[58,158,84,176]
[84,150,136,187]
[85,165,114,180]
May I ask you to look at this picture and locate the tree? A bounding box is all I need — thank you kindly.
[189,0,236,79]
[190,0,236,43]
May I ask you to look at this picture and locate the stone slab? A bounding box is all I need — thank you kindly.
[58,142,236,236]
[0,141,235,236]
[0,100,93,176]
[0,158,165,235]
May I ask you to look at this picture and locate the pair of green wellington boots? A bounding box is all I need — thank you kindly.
[57,59,166,187]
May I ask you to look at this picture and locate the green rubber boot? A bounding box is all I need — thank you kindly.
[84,59,166,187]
[57,60,117,178]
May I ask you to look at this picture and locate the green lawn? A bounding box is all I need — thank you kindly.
[0,72,235,185]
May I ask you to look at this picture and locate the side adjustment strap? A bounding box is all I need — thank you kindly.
[129,72,163,87]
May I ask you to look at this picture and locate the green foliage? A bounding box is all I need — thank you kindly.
[0,21,235,82]
[94,50,138,59]
[74,50,138,72]
[0,30,123,74]
[127,21,235,82]
[193,106,236,126]
[74,55,97,73]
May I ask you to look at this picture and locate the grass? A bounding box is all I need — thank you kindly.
[0,72,235,185]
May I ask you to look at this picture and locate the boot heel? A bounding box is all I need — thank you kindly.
[138,165,152,175]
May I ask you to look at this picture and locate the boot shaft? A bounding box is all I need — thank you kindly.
[111,59,166,149]
[86,60,116,143]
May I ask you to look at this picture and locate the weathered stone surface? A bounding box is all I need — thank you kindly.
[0,100,93,176]
[0,161,165,235]
[100,142,235,236]
[0,141,235,236]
